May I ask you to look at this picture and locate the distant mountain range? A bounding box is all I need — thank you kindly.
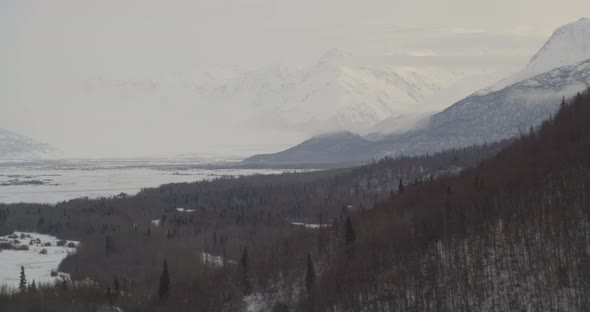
[218,49,485,134]
[244,18,590,164]
[84,49,500,138]
[0,128,62,160]
[244,132,372,164]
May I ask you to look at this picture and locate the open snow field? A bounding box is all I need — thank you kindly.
[0,159,303,204]
[0,232,78,290]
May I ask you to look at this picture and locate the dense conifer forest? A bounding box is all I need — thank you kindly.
[1,89,589,311]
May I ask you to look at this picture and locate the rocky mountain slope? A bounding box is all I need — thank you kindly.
[245,18,590,164]
[0,128,62,160]
[479,17,590,94]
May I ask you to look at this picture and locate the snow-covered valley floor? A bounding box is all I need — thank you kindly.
[0,159,307,204]
[0,232,78,291]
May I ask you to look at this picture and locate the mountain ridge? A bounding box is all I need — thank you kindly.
[244,18,590,164]
[479,17,590,95]
[0,128,62,160]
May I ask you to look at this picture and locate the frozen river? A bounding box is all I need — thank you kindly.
[0,158,302,204]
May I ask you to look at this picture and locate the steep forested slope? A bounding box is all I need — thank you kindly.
[0,136,508,311]
[1,90,589,311]
[302,90,590,311]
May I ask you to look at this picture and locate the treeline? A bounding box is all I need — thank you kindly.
[301,90,590,311]
[0,127,509,310]
[2,85,588,311]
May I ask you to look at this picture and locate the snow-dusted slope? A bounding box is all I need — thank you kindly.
[0,128,62,160]
[361,112,432,141]
[480,17,590,94]
[223,50,475,133]
[244,131,372,164]
[375,58,590,158]
[245,18,590,164]
[86,49,482,138]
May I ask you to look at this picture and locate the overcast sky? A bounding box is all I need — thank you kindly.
[2,0,589,158]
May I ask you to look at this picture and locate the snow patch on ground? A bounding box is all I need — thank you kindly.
[290,222,332,229]
[244,293,268,312]
[200,252,236,268]
[0,232,78,290]
[175,208,195,213]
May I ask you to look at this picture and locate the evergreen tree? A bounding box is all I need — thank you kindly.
[106,287,113,306]
[240,247,252,295]
[305,255,316,292]
[158,260,170,301]
[398,178,405,194]
[345,216,356,245]
[114,275,120,295]
[29,280,36,292]
[105,236,113,256]
[19,266,27,291]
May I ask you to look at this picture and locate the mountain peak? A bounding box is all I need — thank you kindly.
[317,48,352,65]
[525,17,590,75]
[478,18,590,95]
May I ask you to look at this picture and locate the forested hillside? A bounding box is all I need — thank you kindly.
[0,139,507,311]
[302,90,590,311]
[1,89,589,311]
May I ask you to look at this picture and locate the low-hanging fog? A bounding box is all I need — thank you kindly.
[2,0,589,158]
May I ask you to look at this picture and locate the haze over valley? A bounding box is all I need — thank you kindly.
[2,1,590,311]
[3,0,581,159]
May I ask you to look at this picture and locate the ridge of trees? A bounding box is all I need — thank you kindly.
[4,89,586,311]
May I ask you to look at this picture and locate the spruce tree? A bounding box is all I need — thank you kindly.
[240,248,252,295]
[29,280,36,292]
[305,255,316,292]
[19,266,27,291]
[158,260,170,301]
[105,236,111,256]
[398,178,405,194]
[114,275,120,295]
[106,287,113,306]
[345,216,356,245]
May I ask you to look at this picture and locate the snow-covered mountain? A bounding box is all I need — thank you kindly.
[223,49,481,134]
[373,59,590,158]
[480,17,590,94]
[84,49,489,138]
[0,128,62,160]
[245,18,590,164]
[360,112,432,141]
